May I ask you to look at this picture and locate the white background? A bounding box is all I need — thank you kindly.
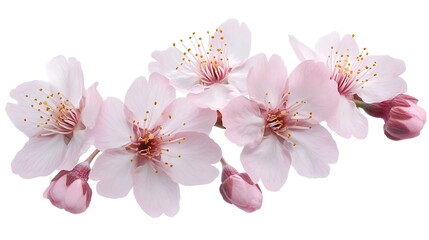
[1,0,428,239]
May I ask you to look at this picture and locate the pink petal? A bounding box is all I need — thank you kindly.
[9,80,56,104]
[289,35,318,61]
[356,55,407,103]
[90,149,135,198]
[64,181,87,214]
[133,164,180,217]
[315,32,359,60]
[221,174,263,213]
[290,124,338,178]
[80,82,103,129]
[94,97,133,150]
[6,103,41,138]
[46,55,84,107]
[125,74,176,129]
[7,80,57,137]
[149,47,200,91]
[12,134,67,178]
[241,134,291,191]
[287,60,340,122]
[60,130,90,170]
[222,96,265,146]
[187,83,240,111]
[227,53,267,94]
[47,175,68,208]
[159,132,220,186]
[213,19,251,65]
[247,54,288,108]
[327,96,368,139]
[157,98,216,136]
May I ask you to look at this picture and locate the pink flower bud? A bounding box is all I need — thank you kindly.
[384,95,426,140]
[219,159,263,213]
[363,94,426,140]
[43,162,92,214]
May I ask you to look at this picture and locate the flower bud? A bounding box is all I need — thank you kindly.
[43,162,92,214]
[363,94,426,140]
[219,159,262,212]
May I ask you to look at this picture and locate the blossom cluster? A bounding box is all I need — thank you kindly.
[6,19,426,217]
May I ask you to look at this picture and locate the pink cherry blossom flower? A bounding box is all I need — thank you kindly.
[219,159,262,213]
[149,19,257,110]
[91,73,222,217]
[222,55,339,191]
[6,55,102,178]
[360,94,426,140]
[43,157,94,214]
[289,32,407,138]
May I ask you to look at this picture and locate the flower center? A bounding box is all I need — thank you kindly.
[126,125,162,165]
[174,29,232,86]
[327,42,378,97]
[125,118,187,172]
[25,88,82,139]
[265,98,313,146]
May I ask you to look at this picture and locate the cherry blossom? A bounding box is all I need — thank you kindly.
[91,73,221,217]
[289,32,407,138]
[360,94,426,140]
[222,55,339,191]
[149,19,257,110]
[44,160,94,214]
[219,159,262,213]
[6,55,102,178]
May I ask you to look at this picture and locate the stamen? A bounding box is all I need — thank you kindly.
[174,26,231,86]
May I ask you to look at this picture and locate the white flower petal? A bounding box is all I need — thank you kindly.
[222,96,265,146]
[90,149,135,198]
[327,96,368,139]
[290,124,338,178]
[241,134,291,191]
[247,54,288,108]
[94,97,133,150]
[12,134,67,178]
[287,60,340,122]
[357,55,407,103]
[157,98,217,135]
[213,19,251,65]
[46,55,84,107]
[133,164,180,217]
[227,53,266,94]
[149,47,200,91]
[187,83,240,111]
[315,32,343,59]
[80,82,103,129]
[7,80,58,137]
[160,132,220,186]
[289,35,319,61]
[60,130,89,170]
[125,74,176,130]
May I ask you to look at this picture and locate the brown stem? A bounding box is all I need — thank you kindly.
[84,149,101,165]
[220,157,227,166]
